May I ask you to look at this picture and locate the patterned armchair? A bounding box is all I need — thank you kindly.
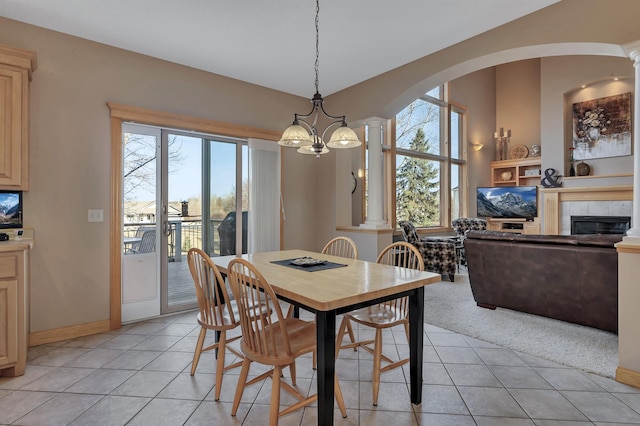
[452,218,487,238]
[451,218,487,265]
[398,221,457,282]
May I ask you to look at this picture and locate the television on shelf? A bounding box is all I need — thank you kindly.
[0,190,23,229]
[476,186,537,220]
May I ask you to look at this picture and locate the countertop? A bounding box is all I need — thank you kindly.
[0,228,34,251]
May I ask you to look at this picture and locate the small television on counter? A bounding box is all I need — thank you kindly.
[0,190,22,229]
[476,186,537,220]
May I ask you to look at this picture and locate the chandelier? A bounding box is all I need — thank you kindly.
[277,0,361,158]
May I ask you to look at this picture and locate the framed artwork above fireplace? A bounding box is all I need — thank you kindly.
[572,92,632,160]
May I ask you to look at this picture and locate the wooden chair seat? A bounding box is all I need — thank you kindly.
[195,304,237,329]
[347,304,405,327]
[242,318,316,366]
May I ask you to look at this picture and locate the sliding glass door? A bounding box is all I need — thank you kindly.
[121,124,249,321]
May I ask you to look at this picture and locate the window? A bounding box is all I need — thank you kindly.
[393,84,466,228]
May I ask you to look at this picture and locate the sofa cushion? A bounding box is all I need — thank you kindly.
[576,234,624,247]
[513,234,579,245]
[465,230,515,241]
[467,230,623,248]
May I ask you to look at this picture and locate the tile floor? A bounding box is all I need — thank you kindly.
[1,309,640,425]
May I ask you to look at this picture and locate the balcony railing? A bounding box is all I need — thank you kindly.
[123,218,224,260]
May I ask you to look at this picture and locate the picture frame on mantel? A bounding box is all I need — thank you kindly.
[572,92,632,160]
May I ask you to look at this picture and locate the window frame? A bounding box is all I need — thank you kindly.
[388,84,468,232]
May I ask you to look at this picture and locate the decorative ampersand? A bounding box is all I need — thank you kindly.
[540,168,562,188]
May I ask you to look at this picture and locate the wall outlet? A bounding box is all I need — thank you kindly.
[88,209,104,222]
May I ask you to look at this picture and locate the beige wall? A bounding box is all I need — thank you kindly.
[449,68,497,217]
[2,0,640,334]
[0,18,317,332]
[497,60,541,152]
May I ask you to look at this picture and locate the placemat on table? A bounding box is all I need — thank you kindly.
[270,258,347,272]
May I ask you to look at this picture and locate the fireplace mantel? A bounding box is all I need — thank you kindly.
[540,185,633,235]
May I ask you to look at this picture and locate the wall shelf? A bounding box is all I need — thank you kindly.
[563,173,633,180]
[491,158,542,187]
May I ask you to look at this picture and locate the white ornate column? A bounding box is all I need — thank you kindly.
[616,41,640,389]
[624,41,640,239]
[361,118,389,229]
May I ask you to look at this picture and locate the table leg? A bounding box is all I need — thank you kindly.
[408,286,424,404]
[316,310,336,426]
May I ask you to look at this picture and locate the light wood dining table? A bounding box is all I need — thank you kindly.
[213,249,440,426]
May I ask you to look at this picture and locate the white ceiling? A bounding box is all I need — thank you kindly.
[0,0,559,97]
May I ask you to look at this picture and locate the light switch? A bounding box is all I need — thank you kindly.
[88,209,104,222]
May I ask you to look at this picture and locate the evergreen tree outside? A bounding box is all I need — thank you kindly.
[396,128,440,226]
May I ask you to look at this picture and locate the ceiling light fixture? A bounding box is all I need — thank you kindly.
[277,0,361,158]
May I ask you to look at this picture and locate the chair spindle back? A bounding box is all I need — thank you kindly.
[228,258,294,365]
[321,236,358,259]
[187,248,235,327]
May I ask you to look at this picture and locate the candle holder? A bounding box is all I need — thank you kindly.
[494,128,511,161]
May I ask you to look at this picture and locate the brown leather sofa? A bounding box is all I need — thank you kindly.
[464,230,623,333]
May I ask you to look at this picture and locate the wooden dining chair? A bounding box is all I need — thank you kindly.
[186,248,246,401]
[227,258,347,426]
[321,236,358,259]
[335,241,424,406]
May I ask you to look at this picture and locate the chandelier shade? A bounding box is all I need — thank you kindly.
[327,125,361,149]
[297,144,329,155]
[277,0,361,158]
[278,123,313,147]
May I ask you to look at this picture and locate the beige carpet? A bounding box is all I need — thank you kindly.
[423,269,618,378]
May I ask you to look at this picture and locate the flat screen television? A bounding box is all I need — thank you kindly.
[477,186,537,219]
[0,190,23,229]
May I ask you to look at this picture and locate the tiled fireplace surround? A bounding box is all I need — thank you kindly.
[541,185,633,235]
[561,201,632,235]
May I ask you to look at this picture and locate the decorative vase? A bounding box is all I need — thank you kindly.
[587,127,600,143]
[569,162,575,176]
[576,161,591,176]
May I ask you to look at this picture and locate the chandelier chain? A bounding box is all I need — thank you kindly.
[277,0,361,157]
[314,0,320,94]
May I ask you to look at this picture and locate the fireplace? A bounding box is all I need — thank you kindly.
[571,215,631,235]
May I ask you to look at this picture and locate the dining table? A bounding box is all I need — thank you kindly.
[213,249,440,426]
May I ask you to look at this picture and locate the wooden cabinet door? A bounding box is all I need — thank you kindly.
[0,66,27,188]
[0,278,18,367]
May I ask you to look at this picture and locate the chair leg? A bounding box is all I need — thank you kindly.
[231,358,251,417]
[214,330,227,401]
[346,320,357,349]
[335,317,348,356]
[334,375,348,418]
[190,327,206,376]
[270,366,282,426]
[289,361,297,386]
[372,328,383,406]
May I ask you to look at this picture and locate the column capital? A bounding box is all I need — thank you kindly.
[624,40,640,62]
[352,117,388,130]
